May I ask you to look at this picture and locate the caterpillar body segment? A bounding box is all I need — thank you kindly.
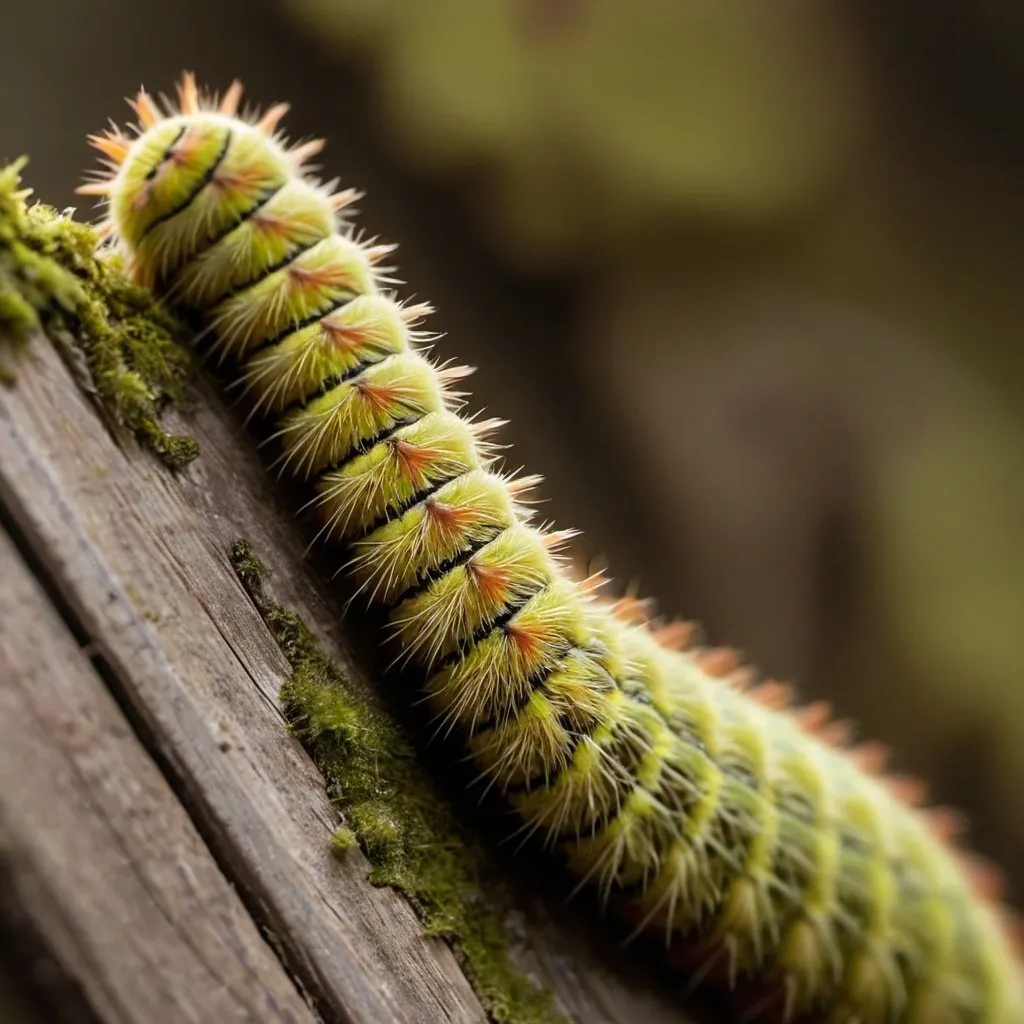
[82,74,1024,1024]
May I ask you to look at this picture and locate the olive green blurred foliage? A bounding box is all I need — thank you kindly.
[282,0,865,269]
[279,0,1024,885]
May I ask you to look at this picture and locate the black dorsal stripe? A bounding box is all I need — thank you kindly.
[244,292,358,359]
[550,719,653,844]
[386,523,506,611]
[205,235,327,310]
[428,584,551,676]
[168,179,287,287]
[469,643,581,739]
[313,416,420,479]
[143,126,186,182]
[140,128,232,240]
[503,723,587,801]
[276,350,397,419]
[354,471,468,552]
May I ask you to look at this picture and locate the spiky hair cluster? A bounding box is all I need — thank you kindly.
[82,74,1024,1023]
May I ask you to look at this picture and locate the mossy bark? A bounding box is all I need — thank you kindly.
[231,540,563,1024]
[0,159,197,468]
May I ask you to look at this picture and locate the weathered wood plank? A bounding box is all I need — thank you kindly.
[0,335,695,1023]
[0,339,490,1024]
[0,526,317,1024]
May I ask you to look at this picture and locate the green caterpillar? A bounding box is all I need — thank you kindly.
[80,73,1023,1023]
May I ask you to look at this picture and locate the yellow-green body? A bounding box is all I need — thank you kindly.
[89,81,1024,1023]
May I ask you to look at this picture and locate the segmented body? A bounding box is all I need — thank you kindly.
[82,75,1024,1023]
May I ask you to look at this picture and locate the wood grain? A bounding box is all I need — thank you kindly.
[0,527,316,1024]
[0,335,698,1024]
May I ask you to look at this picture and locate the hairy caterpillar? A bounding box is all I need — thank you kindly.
[79,74,1023,1024]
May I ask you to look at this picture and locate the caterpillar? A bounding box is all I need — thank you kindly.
[79,73,1023,1024]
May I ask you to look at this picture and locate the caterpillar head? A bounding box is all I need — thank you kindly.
[78,73,314,286]
[109,114,231,245]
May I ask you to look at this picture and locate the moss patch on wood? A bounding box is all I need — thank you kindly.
[230,539,564,1024]
[0,159,197,468]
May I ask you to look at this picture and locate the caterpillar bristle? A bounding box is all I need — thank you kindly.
[436,363,476,386]
[398,299,432,323]
[847,739,890,775]
[176,70,200,115]
[467,416,507,442]
[75,180,113,197]
[542,528,580,552]
[607,594,653,626]
[881,773,929,808]
[792,699,857,747]
[256,101,290,136]
[693,646,741,678]
[578,569,610,595]
[290,138,326,169]
[87,132,130,164]
[128,88,160,129]
[329,187,364,212]
[792,699,831,731]
[923,805,969,842]
[651,619,697,652]
[723,665,757,692]
[959,853,1008,903]
[816,717,853,748]
[218,79,244,116]
[82,73,1024,1024]
[746,678,794,710]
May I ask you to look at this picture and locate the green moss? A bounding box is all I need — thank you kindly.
[0,159,81,382]
[0,159,197,468]
[230,539,564,1024]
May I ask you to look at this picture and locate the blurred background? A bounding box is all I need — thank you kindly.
[3,0,1023,910]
